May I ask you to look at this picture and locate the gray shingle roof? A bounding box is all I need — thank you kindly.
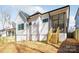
[19,11,29,22]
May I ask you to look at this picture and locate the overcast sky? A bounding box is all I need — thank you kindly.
[0,5,78,32]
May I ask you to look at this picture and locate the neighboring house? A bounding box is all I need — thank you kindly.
[0,21,16,37]
[6,28,15,36]
[0,29,6,37]
[16,5,70,41]
[75,8,79,40]
[75,8,79,29]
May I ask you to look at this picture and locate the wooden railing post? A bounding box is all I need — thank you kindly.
[47,27,60,44]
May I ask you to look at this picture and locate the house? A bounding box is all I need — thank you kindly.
[16,5,70,42]
[16,11,29,41]
[75,8,79,29]
[0,29,6,37]
[75,8,79,40]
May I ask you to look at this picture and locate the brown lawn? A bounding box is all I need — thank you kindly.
[0,41,58,53]
[0,38,79,53]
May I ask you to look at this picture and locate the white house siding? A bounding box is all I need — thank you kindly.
[26,23,30,40]
[25,14,49,41]
[32,21,37,41]
[28,14,49,41]
[39,13,49,41]
[16,15,27,41]
[31,21,38,41]
[28,15,40,41]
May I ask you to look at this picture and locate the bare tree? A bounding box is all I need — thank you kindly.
[0,8,11,29]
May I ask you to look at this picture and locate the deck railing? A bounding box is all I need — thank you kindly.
[47,27,60,44]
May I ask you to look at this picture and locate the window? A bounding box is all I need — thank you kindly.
[59,13,64,24]
[52,15,58,20]
[42,18,48,23]
[18,23,24,30]
[59,13,64,20]
[52,15,59,32]
[51,13,65,33]
[59,13,65,32]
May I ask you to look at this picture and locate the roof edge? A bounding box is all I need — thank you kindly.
[28,5,70,18]
[42,5,70,15]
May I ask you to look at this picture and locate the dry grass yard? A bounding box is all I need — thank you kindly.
[0,40,58,53]
[0,38,78,53]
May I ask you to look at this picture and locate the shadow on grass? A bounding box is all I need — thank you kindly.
[57,38,79,53]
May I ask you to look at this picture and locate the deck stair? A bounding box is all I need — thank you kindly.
[47,27,60,44]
